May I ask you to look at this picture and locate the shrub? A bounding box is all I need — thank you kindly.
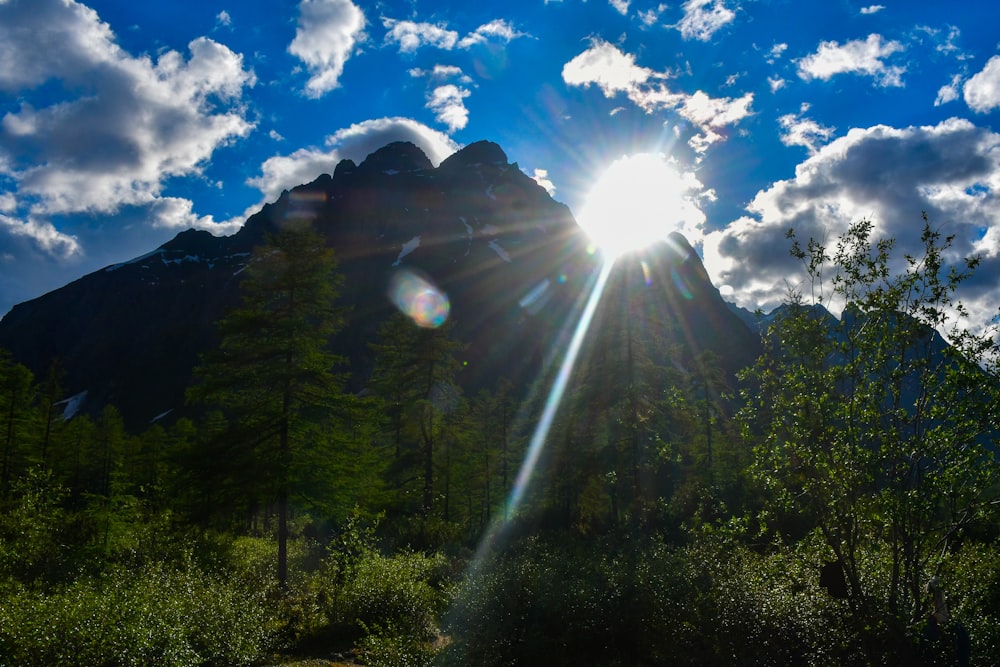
[326,547,448,639]
[0,558,279,666]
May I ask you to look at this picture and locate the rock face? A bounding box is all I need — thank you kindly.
[0,140,759,430]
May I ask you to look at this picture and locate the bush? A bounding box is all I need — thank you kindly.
[0,558,280,666]
[441,533,858,666]
[944,540,1000,666]
[326,546,448,639]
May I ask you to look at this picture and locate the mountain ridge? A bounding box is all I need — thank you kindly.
[0,140,758,431]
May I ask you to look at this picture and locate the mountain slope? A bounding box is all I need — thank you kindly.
[0,140,757,430]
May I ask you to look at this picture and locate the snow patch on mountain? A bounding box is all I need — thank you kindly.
[394,236,421,266]
[57,390,88,420]
[489,240,512,263]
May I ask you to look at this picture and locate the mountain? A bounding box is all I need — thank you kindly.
[0,140,759,431]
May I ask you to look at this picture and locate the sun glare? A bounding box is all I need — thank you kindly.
[577,153,702,261]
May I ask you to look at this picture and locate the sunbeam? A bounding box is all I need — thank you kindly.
[506,260,614,514]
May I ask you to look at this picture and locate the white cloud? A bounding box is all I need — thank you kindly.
[778,113,836,154]
[532,169,556,196]
[288,0,366,98]
[409,65,472,83]
[679,90,753,127]
[768,76,786,92]
[215,10,232,27]
[0,213,80,257]
[147,197,243,234]
[0,0,255,238]
[458,19,529,48]
[247,117,460,205]
[703,118,1000,328]
[964,55,1000,113]
[562,40,752,153]
[675,0,736,42]
[859,5,884,14]
[935,73,963,106]
[383,16,526,53]
[383,18,458,53]
[935,25,962,56]
[609,0,630,17]
[638,4,667,26]
[797,34,906,87]
[562,39,654,95]
[427,85,471,132]
[766,43,788,64]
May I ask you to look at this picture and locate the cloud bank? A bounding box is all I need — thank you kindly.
[703,118,1000,327]
[0,0,257,258]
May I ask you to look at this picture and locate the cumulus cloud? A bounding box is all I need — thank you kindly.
[458,19,529,48]
[383,18,458,53]
[609,0,630,17]
[247,117,460,205]
[797,34,906,87]
[288,0,366,98]
[562,40,656,94]
[0,0,255,257]
[935,73,964,106]
[562,40,753,152]
[427,85,471,132]
[766,43,788,64]
[0,213,80,258]
[532,169,556,196]
[675,0,736,41]
[409,65,473,83]
[215,10,232,27]
[778,109,836,154]
[383,16,527,53]
[703,118,1000,327]
[859,5,884,14]
[964,55,1000,113]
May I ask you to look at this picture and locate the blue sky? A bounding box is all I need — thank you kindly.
[2,0,1000,329]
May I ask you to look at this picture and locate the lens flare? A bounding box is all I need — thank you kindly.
[388,269,450,328]
[505,261,613,513]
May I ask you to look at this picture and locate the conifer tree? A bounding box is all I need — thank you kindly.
[189,220,347,587]
[368,312,464,517]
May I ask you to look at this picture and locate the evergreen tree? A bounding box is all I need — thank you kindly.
[189,220,348,587]
[0,352,35,501]
[367,313,464,518]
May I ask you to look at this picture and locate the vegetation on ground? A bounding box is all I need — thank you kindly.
[0,217,997,665]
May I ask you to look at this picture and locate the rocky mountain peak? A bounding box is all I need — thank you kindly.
[334,159,357,177]
[357,141,433,174]
[438,140,508,171]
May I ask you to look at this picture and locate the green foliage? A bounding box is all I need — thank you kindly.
[325,545,448,640]
[187,221,354,585]
[444,533,901,666]
[740,217,1000,658]
[0,558,279,666]
[356,621,439,667]
[0,468,68,583]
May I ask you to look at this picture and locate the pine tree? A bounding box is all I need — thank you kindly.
[367,312,464,518]
[189,220,347,587]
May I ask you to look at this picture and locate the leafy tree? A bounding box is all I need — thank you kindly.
[188,220,348,587]
[740,218,1000,656]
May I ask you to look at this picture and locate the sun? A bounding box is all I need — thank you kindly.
[577,153,702,261]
